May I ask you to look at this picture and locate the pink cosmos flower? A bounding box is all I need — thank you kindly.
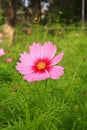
[0,48,5,57]
[6,58,12,63]
[16,42,64,82]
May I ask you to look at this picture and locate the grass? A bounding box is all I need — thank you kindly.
[0,23,87,130]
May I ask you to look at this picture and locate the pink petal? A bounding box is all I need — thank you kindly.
[37,70,50,80]
[29,43,42,60]
[42,41,56,60]
[20,52,34,65]
[24,70,50,82]
[49,66,64,79]
[0,48,5,57]
[51,52,64,65]
[16,62,34,74]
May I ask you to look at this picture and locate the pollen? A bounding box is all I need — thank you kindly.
[37,61,46,70]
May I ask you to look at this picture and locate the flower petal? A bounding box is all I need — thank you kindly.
[20,52,34,65]
[29,43,42,60]
[42,41,56,59]
[24,70,50,82]
[0,48,5,57]
[49,66,64,79]
[16,62,34,74]
[51,52,64,65]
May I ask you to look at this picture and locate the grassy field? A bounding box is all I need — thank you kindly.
[0,23,87,130]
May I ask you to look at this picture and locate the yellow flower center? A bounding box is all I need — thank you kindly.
[37,61,46,70]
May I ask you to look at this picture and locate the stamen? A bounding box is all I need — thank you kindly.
[37,61,46,70]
